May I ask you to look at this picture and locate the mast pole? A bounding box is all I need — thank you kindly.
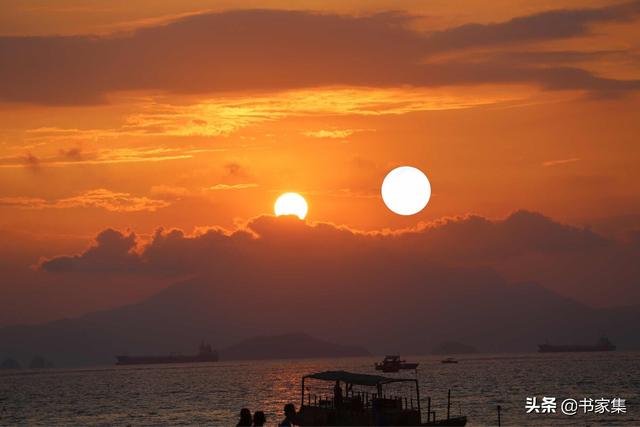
[415,379,421,416]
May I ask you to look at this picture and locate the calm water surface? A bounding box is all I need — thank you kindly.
[1,352,638,426]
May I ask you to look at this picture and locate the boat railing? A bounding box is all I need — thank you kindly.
[303,389,418,411]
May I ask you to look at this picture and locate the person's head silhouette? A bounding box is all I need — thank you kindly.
[253,410,266,426]
[238,408,252,426]
[284,403,295,419]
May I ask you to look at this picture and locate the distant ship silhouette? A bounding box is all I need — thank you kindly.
[116,342,218,365]
[538,337,616,353]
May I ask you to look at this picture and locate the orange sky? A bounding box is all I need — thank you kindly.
[1,0,639,325]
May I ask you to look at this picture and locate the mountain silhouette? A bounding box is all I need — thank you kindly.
[221,333,369,360]
[0,263,638,367]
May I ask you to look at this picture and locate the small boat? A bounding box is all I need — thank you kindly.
[440,358,458,364]
[297,370,467,426]
[375,355,419,372]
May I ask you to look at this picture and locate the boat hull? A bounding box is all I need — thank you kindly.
[400,363,419,369]
[374,362,419,372]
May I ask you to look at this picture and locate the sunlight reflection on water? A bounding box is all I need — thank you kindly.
[1,352,639,426]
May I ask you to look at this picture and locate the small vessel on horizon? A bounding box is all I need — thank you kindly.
[440,357,458,364]
[115,342,218,365]
[538,337,616,353]
[374,355,419,372]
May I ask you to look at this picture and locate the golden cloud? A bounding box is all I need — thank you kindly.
[542,157,581,167]
[207,183,259,191]
[0,147,226,169]
[0,189,170,212]
[22,87,525,143]
[301,129,366,139]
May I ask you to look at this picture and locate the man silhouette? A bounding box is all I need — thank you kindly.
[278,403,297,426]
[334,380,343,407]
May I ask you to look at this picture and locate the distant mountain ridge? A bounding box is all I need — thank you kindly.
[0,263,639,367]
[221,333,369,360]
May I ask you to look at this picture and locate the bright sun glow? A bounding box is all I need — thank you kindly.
[274,192,308,220]
[381,166,431,215]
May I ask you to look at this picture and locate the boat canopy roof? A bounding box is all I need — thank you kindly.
[303,370,416,387]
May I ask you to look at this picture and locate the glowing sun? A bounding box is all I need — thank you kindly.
[381,166,431,215]
[274,192,308,219]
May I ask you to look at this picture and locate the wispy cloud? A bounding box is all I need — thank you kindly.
[302,129,371,139]
[543,157,581,167]
[21,152,40,170]
[16,88,515,148]
[207,183,259,191]
[0,147,225,169]
[0,189,170,212]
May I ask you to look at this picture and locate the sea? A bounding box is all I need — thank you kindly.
[1,352,638,426]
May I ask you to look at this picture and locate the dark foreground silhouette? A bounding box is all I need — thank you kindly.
[249,370,468,426]
[236,407,269,426]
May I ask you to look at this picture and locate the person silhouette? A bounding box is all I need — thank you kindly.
[334,380,343,407]
[278,403,296,426]
[237,408,252,426]
[253,410,266,426]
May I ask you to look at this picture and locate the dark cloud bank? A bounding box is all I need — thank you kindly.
[2,2,640,104]
[40,211,638,308]
[1,211,639,366]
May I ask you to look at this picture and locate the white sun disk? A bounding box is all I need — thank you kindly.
[274,192,308,220]
[381,166,431,215]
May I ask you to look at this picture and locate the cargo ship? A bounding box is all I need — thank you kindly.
[538,337,616,353]
[116,342,218,365]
